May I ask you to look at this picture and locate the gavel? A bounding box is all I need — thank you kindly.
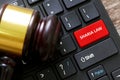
[0,4,61,80]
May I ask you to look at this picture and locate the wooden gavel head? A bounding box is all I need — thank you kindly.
[0,4,61,62]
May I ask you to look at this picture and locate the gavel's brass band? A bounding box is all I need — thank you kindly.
[0,5,34,56]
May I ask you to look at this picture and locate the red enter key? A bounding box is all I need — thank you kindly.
[74,20,109,48]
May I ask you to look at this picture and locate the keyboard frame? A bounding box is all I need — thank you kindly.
[1,0,120,80]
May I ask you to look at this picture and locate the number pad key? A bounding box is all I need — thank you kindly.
[56,58,76,79]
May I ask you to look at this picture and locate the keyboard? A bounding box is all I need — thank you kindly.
[0,0,120,80]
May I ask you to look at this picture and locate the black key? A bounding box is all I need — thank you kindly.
[43,0,63,15]
[88,65,106,80]
[112,68,120,80]
[36,68,57,80]
[2,0,25,7]
[32,6,44,18]
[24,76,34,80]
[61,11,81,31]
[75,38,118,69]
[59,35,76,55]
[79,3,99,22]
[27,0,39,4]
[56,58,76,79]
[97,76,109,80]
[63,0,86,8]
[10,0,25,7]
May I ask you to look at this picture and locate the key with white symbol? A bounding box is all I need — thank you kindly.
[40,73,45,79]
[59,64,66,75]
[112,68,120,80]
[56,58,76,79]
[36,68,57,80]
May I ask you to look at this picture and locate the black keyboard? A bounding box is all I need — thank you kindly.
[0,0,120,80]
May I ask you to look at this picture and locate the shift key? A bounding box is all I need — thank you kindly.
[75,38,118,69]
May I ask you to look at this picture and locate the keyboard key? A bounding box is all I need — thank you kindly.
[24,76,34,80]
[74,38,118,69]
[43,0,63,15]
[97,76,109,80]
[88,65,106,80]
[79,3,99,22]
[63,0,86,8]
[10,0,25,7]
[61,11,81,31]
[56,58,76,79]
[74,20,109,48]
[32,6,44,18]
[112,68,120,80]
[36,68,57,80]
[27,0,39,4]
[59,35,76,55]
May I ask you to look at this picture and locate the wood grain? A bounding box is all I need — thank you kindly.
[101,0,120,35]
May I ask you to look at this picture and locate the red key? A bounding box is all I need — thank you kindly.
[74,20,109,48]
